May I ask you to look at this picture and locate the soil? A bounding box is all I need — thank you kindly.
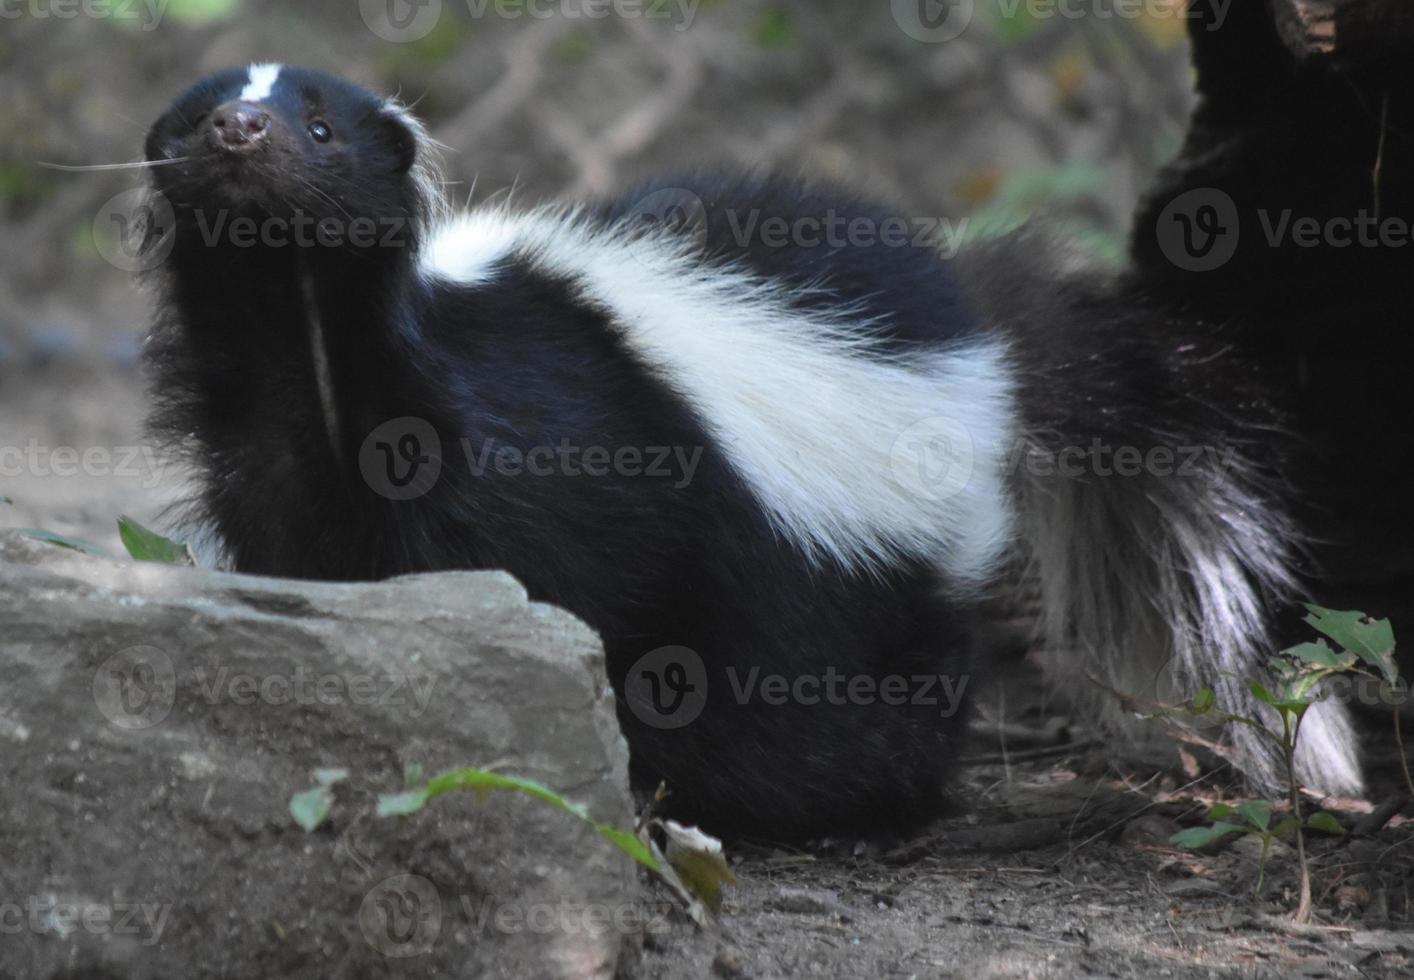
[626,755,1414,980]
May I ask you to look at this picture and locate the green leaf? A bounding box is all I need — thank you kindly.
[117,516,191,564]
[1271,688,1314,712]
[1247,680,1279,707]
[1191,687,1216,714]
[1210,820,1248,837]
[1,496,12,504]
[1283,639,1353,671]
[1205,803,1235,821]
[1304,811,1345,835]
[1272,817,1300,836]
[290,786,333,832]
[1250,678,1310,715]
[1234,800,1272,831]
[377,788,430,817]
[313,768,349,787]
[1270,659,1335,704]
[15,528,109,557]
[1303,606,1398,683]
[379,767,663,874]
[596,822,661,872]
[1170,821,1246,849]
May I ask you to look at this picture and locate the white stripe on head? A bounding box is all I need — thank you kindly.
[420,207,1018,588]
[239,63,282,103]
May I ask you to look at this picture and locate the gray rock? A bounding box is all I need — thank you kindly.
[0,531,640,979]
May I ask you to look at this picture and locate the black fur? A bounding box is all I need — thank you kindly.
[143,67,983,839]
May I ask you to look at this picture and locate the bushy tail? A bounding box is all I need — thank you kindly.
[959,235,1363,797]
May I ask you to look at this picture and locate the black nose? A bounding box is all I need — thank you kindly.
[206,101,270,151]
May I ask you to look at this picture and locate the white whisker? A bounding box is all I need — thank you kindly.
[38,158,194,172]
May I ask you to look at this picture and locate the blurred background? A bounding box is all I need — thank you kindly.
[0,0,1194,553]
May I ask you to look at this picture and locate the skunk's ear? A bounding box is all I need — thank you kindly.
[145,109,182,164]
[377,103,422,175]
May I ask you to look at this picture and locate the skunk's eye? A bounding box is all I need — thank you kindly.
[308,120,333,143]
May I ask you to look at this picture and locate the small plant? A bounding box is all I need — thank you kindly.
[378,766,664,875]
[289,768,351,831]
[12,514,193,563]
[1170,605,1401,923]
[116,515,194,564]
[9,496,110,556]
[1297,606,1410,798]
[383,768,735,922]
[1171,799,1342,899]
[292,765,735,926]
[13,526,110,556]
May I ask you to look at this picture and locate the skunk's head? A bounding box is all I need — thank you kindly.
[145,64,440,242]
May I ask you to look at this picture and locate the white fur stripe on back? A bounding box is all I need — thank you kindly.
[239,63,282,103]
[419,208,1018,587]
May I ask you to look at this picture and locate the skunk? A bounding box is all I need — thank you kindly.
[141,64,1362,838]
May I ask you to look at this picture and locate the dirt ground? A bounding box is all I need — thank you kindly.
[629,745,1414,980]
